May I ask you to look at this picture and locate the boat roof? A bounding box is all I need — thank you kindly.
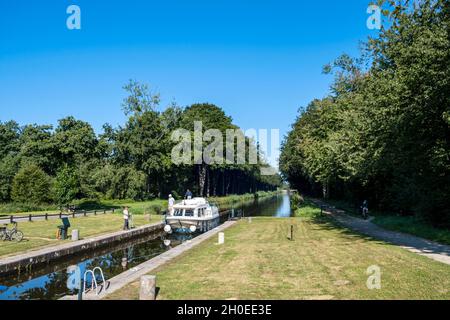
[174,197,209,208]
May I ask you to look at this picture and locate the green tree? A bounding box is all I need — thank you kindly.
[11,164,52,204]
[53,165,81,205]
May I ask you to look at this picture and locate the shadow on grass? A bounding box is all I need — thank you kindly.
[308,214,386,244]
[309,213,450,258]
[75,200,121,211]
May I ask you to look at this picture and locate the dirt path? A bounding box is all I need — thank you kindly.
[310,199,450,266]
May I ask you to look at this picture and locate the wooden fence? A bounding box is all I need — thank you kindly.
[1,208,116,223]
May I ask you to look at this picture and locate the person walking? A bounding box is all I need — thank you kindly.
[168,194,175,215]
[123,206,130,230]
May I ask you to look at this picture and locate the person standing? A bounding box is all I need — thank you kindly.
[185,189,193,200]
[123,206,130,230]
[168,194,175,215]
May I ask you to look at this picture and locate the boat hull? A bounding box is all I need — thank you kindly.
[166,216,220,233]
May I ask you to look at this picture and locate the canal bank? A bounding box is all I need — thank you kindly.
[0,221,164,275]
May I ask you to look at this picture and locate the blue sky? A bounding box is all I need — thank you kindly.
[0,0,379,167]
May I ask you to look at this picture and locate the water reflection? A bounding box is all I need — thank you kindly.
[239,192,292,218]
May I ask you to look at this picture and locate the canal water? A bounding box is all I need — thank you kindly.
[0,193,291,300]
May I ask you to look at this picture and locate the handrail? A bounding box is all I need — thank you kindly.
[93,267,107,293]
[83,267,107,296]
[83,270,98,295]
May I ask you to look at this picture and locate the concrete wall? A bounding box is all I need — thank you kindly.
[0,222,164,275]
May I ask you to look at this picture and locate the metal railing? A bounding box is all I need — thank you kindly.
[83,267,108,296]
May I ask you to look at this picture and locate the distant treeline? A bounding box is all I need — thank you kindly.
[280,0,449,227]
[0,84,281,207]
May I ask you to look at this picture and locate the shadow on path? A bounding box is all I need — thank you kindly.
[309,199,450,265]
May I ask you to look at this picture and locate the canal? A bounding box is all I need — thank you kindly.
[0,193,292,300]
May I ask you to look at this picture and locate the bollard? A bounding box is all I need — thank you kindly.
[218,232,225,245]
[72,229,79,241]
[139,275,157,300]
[290,225,294,241]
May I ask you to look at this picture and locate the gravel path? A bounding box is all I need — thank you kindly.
[311,199,450,266]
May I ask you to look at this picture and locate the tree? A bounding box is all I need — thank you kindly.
[53,116,99,166]
[280,0,450,226]
[11,164,52,204]
[53,165,81,205]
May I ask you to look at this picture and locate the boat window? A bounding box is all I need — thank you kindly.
[185,209,194,217]
[174,209,183,217]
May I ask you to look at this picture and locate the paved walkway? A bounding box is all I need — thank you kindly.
[60,220,238,300]
[311,199,450,266]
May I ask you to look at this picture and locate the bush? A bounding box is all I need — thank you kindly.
[290,192,304,211]
[11,164,52,205]
[146,204,164,215]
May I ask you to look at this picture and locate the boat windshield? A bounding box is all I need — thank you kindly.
[174,209,183,216]
[185,209,194,217]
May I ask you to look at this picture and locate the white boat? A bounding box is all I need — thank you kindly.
[164,198,220,233]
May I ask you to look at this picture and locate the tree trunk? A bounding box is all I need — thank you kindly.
[198,165,207,197]
[206,167,210,198]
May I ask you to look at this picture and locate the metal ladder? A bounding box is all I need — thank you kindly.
[83,267,107,295]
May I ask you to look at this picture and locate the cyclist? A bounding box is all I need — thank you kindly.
[361,200,369,220]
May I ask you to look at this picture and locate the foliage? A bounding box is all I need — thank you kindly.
[280,0,450,227]
[11,164,52,205]
[53,165,81,205]
[0,82,281,210]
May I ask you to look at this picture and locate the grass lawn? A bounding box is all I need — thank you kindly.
[323,198,450,246]
[106,204,450,300]
[372,215,450,245]
[0,213,163,258]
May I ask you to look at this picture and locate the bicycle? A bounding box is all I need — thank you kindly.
[361,207,369,220]
[0,222,24,242]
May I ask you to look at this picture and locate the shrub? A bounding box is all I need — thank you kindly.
[290,192,304,211]
[11,164,52,205]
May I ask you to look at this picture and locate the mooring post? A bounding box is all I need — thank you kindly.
[29,214,32,222]
[290,225,294,241]
[218,232,225,245]
[139,275,157,300]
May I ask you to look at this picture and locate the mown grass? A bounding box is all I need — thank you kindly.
[321,198,450,246]
[0,213,163,258]
[373,216,450,246]
[106,213,450,300]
